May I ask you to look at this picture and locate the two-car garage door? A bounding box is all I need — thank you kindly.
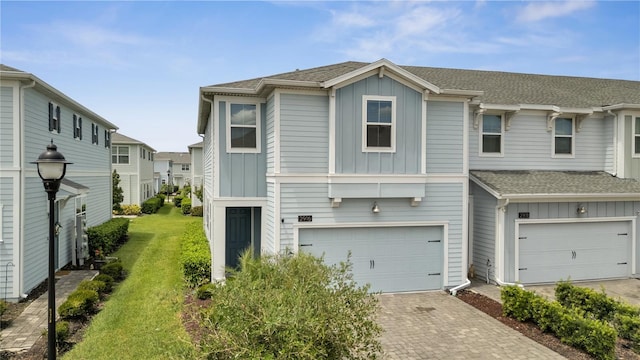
[299,226,443,293]
[518,221,632,284]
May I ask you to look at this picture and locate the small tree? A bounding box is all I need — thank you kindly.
[194,185,203,202]
[112,170,124,212]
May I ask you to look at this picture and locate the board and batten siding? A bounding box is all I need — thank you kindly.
[469,112,613,171]
[263,182,276,254]
[218,101,267,197]
[470,182,497,283]
[335,75,422,175]
[280,94,329,173]
[425,101,464,174]
[278,182,465,285]
[0,86,14,166]
[0,177,14,299]
[624,115,640,180]
[502,201,640,282]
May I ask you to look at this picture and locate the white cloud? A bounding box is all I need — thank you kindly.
[516,1,596,22]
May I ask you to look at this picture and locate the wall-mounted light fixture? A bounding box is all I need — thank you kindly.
[372,202,381,214]
[577,205,587,215]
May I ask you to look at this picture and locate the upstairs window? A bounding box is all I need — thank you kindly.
[227,102,260,153]
[73,114,83,139]
[634,117,640,156]
[91,123,99,144]
[553,117,574,156]
[104,130,110,148]
[363,95,395,152]
[112,146,129,164]
[182,164,190,171]
[481,114,503,156]
[49,102,61,133]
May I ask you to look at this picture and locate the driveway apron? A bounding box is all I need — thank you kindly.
[378,292,565,359]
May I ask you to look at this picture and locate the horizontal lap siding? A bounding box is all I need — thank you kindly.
[266,97,275,174]
[0,86,14,166]
[469,113,610,171]
[470,183,497,282]
[279,182,465,285]
[23,177,49,293]
[336,76,421,174]
[0,177,14,298]
[426,101,464,174]
[280,94,328,173]
[503,201,640,282]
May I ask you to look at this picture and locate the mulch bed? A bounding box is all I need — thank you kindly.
[456,289,639,360]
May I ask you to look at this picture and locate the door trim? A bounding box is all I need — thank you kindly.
[514,216,636,282]
[294,221,449,285]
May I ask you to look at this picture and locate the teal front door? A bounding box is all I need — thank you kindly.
[225,208,252,269]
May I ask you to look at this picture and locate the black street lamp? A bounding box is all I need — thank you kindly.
[32,141,71,360]
[167,169,171,201]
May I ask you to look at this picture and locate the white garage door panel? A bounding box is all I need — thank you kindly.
[519,221,631,284]
[299,226,443,293]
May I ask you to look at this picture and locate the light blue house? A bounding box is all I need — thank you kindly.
[198,59,475,293]
[188,141,203,207]
[0,64,117,300]
[111,132,156,206]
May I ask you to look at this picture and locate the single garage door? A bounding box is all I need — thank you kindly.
[518,221,631,284]
[299,226,443,293]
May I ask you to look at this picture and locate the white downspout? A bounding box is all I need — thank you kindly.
[449,278,471,296]
[608,110,619,177]
[493,198,522,287]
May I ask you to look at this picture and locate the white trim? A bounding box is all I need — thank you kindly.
[461,178,469,284]
[12,83,20,167]
[329,88,336,175]
[274,90,281,173]
[274,180,281,253]
[292,221,449,285]
[0,203,3,243]
[264,173,468,184]
[421,93,427,174]
[632,115,640,158]
[514,217,637,282]
[362,95,396,153]
[463,100,469,174]
[213,97,220,198]
[551,116,575,158]
[225,100,262,154]
[615,110,624,178]
[478,114,504,157]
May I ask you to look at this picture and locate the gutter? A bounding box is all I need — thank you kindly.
[449,278,471,296]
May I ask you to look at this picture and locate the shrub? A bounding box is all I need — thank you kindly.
[181,198,192,215]
[93,274,114,292]
[156,193,166,206]
[200,252,382,360]
[56,320,70,346]
[142,197,161,214]
[173,195,183,208]
[555,281,618,322]
[121,204,141,216]
[501,285,535,322]
[100,261,125,281]
[614,313,640,340]
[196,283,215,300]
[77,280,108,296]
[58,289,99,319]
[0,300,6,317]
[88,218,130,255]
[191,206,203,217]
[180,222,211,288]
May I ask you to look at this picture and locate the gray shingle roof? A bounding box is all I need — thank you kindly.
[111,133,156,152]
[471,170,640,198]
[205,61,640,108]
[155,152,190,164]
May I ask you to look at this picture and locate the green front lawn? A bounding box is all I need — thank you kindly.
[63,205,201,359]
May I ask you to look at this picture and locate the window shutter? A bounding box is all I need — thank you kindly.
[91,123,95,143]
[79,118,83,140]
[56,106,61,133]
[48,103,54,131]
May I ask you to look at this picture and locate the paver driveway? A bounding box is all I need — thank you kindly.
[377,292,565,359]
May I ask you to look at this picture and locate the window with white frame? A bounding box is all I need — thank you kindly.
[363,95,395,152]
[481,114,503,155]
[227,103,260,152]
[91,123,99,144]
[182,164,190,171]
[112,146,129,164]
[104,130,110,148]
[49,102,61,133]
[73,114,82,139]
[553,117,574,156]
[634,117,640,155]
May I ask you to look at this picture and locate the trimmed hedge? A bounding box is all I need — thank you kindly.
[120,204,141,216]
[93,274,114,293]
[88,218,129,255]
[173,195,184,208]
[191,206,203,217]
[181,198,192,215]
[180,222,211,288]
[56,320,70,347]
[196,283,216,300]
[58,289,99,319]
[100,261,125,281]
[77,280,108,296]
[502,285,617,360]
[142,197,162,214]
[156,193,166,206]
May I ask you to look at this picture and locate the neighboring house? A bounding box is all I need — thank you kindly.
[111,133,156,206]
[197,59,640,293]
[188,141,203,206]
[0,64,117,300]
[155,152,191,189]
[153,158,171,193]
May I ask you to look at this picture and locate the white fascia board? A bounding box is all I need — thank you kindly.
[321,58,441,94]
[440,89,484,97]
[603,103,640,111]
[477,103,522,111]
[499,193,640,202]
[2,70,118,130]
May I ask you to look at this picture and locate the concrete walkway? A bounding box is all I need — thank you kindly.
[378,292,565,359]
[0,270,97,352]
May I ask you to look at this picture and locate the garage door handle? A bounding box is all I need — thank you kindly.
[428,240,441,243]
[370,260,375,269]
[518,237,527,239]
[300,244,312,247]
[518,268,527,271]
[618,233,628,236]
[428,272,440,276]
[618,262,628,265]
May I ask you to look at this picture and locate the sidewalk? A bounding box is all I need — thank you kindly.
[0,270,97,352]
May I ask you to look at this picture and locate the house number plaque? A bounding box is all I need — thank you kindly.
[298,215,313,222]
[518,212,530,219]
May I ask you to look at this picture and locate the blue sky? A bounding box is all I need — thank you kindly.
[1,1,638,152]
